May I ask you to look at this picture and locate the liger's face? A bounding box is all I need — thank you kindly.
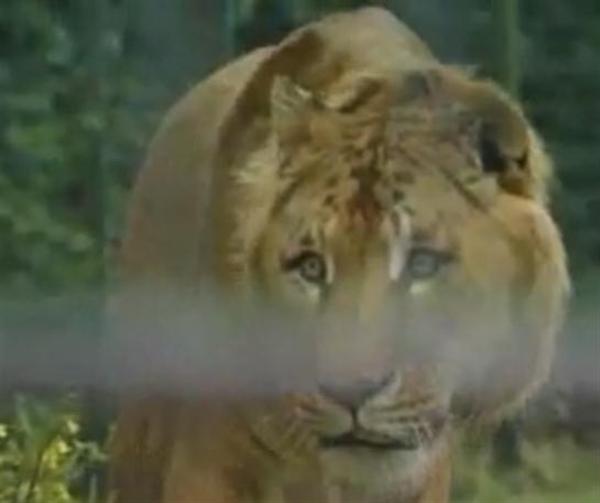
[248,112,524,458]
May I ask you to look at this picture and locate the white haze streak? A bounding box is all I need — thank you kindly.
[0,289,597,409]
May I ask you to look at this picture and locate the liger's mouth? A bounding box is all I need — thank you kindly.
[320,432,419,451]
[318,411,448,451]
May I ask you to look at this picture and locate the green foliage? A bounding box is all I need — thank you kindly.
[0,0,162,296]
[0,396,106,503]
[453,436,600,503]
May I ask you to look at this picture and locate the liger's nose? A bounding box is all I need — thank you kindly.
[319,376,388,410]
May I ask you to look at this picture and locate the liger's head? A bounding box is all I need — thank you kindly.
[229,70,567,456]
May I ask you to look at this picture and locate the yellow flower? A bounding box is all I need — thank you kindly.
[55,439,70,456]
[65,418,79,435]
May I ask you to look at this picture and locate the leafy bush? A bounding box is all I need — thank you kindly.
[0,395,106,503]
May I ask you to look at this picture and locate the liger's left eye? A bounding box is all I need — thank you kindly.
[407,248,452,280]
[284,251,327,285]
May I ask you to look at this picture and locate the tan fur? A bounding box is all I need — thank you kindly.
[109,8,569,503]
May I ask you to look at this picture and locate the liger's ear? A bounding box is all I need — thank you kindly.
[471,86,529,173]
[324,73,388,112]
[402,68,540,199]
[270,75,321,148]
[469,82,540,198]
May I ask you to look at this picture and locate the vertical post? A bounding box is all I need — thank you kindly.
[76,0,112,495]
[225,0,239,57]
[491,0,520,98]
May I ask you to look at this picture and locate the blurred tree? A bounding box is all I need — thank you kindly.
[0,0,158,296]
[234,0,295,53]
[520,0,600,276]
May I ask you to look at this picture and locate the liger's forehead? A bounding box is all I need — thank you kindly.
[277,104,491,250]
[295,141,468,226]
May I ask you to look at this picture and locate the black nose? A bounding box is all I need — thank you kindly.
[319,376,387,410]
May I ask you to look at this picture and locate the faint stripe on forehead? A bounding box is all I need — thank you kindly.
[385,209,412,281]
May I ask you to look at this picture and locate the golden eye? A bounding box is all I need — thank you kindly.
[407,248,452,280]
[284,251,327,284]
